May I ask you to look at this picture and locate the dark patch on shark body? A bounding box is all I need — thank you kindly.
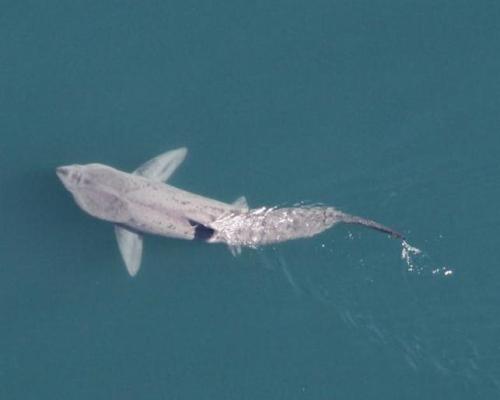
[188,219,215,241]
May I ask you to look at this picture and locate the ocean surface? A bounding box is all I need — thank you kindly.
[1,1,499,399]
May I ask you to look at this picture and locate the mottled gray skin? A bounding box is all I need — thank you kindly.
[57,163,403,248]
[57,163,241,240]
[209,206,403,247]
[57,149,404,277]
[209,206,345,247]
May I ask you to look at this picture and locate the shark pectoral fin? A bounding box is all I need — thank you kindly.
[134,147,188,182]
[232,196,249,211]
[228,245,242,256]
[114,226,143,277]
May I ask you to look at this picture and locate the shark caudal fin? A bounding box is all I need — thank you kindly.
[115,226,143,277]
[340,213,405,240]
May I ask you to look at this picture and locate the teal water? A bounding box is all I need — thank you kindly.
[1,1,500,399]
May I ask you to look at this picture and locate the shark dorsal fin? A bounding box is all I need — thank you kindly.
[232,196,249,211]
[134,147,188,182]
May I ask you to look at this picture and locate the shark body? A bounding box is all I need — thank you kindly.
[57,148,403,276]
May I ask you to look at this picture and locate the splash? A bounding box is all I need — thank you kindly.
[401,240,422,273]
[401,240,454,277]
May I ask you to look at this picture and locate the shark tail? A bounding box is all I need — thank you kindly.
[339,213,405,240]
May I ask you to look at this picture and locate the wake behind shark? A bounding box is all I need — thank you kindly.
[56,148,404,276]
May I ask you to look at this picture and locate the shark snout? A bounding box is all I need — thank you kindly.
[56,165,82,188]
[56,166,70,179]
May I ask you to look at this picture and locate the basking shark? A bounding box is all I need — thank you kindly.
[56,148,403,276]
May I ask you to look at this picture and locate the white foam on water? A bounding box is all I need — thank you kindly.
[401,240,422,273]
[401,239,454,277]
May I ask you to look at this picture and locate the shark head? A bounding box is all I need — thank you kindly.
[56,164,87,191]
[56,163,130,223]
[56,163,131,192]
